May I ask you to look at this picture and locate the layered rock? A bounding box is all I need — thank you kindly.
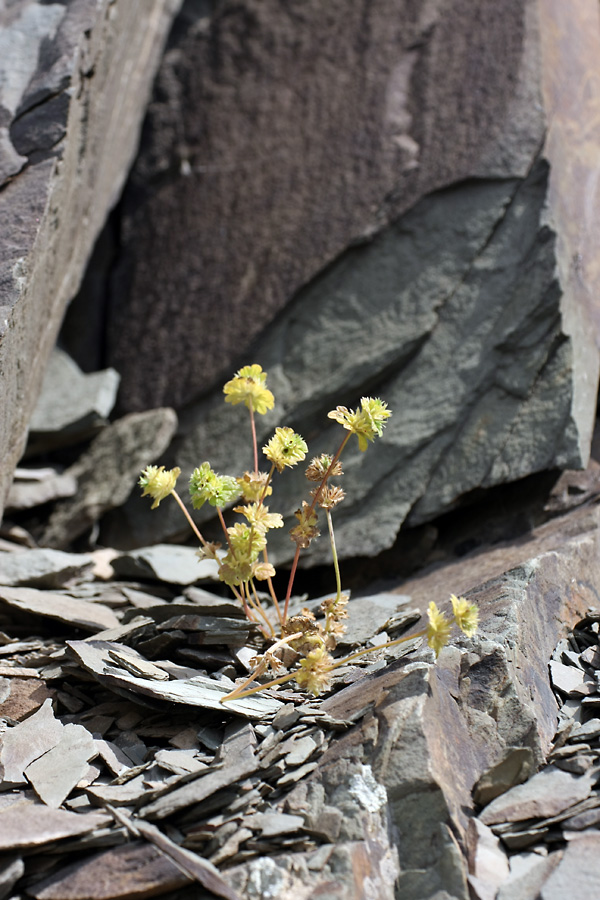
[94,0,600,560]
[0,0,182,521]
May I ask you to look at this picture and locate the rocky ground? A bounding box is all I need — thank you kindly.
[0,351,599,899]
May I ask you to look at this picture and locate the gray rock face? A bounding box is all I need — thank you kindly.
[0,0,182,521]
[95,0,600,561]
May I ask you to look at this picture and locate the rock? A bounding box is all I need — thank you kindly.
[110,544,219,586]
[26,349,120,454]
[0,548,93,589]
[40,408,178,549]
[6,466,77,512]
[479,766,595,826]
[25,723,98,809]
[540,834,600,900]
[27,841,193,900]
[0,698,63,784]
[473,748,536,807]
[91,0,600,564]
[0,0,182,521]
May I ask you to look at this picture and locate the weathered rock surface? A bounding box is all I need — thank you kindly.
[41,407,178,549]
[26,349,120,455]
[0,0,182,521]
[92,0,600,562]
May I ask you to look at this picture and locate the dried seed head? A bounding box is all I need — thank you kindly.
[305,454,343,482]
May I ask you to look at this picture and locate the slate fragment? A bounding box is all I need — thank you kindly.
[67,640,281,719]
[25,723,97,808]
[480,766,596,826]
[27,348,120,453]
[0,698,63,784]
[6,467,77,512]
[111,545,219,586]
[42,408,178,549]
[0,676,54,721]
[0,549,93,589]
[0,585,119,633]
[540,833,600,900]
[473,747,535,806]
[28,840,193,900]
[0,802,110,850]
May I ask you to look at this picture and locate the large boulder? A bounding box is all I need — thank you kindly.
[0,0,182,522]
[95,0,600,561]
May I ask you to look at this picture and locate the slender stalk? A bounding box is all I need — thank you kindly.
[326,509,342,603]
[221,629,427,703]
[171,490,210,550]
[257,464,275,509]
[282,432,352,621]
[216,507,233,553]
[262,546,283,624]
[223,631,303,701]
[249,400,259,474]
[249,579,275,637]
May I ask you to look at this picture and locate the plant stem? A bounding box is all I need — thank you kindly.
[282,432,352,622]
[221,628,427,703]
[171,490,211,550]
[249,579,276,637]
[216,507,233,553]
[262,546,283,624]
[249,400,259,474]
[326,509,342,603]
[223,630,303,701]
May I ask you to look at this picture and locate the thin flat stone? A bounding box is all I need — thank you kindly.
[479,766,595,826]
[25,723,97,808]
[580,645,600,668]
[6,469,77,511]
[468,819,509,900]
[244,812,305,838]
[541,833,600,900]
[0,549,93,590]
[473,747,535,806]
[0,675,54,721]
[568,718,600,741]
[0,698,64,783]
[0,802,110,850]
[111,545,219,585]
[281,735,319,767]
[549,661,586,696]
[140,722,257,820]
[28,840,192,900]
[67,640,281,719]
[93,739,133,777]
[497,853,563,900]
[0,586,119,632]
[154,749,207,776]
[0,855,24,898]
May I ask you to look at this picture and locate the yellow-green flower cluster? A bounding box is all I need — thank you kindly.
[263,427,308,473]
[294,645,334,696]
[328,397,391,451]
[426,595,479,656]
[237,471,272,502]
[139,465,181,509]
[189,462,241,509]
[223,364,274,415]
[218,522,267,587]
[234,502,283,534]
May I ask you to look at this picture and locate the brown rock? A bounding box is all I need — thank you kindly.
[28,841,192,900]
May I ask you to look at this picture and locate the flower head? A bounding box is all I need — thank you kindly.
[427,601,452,657]
[450,594,479,637]
[223,364,274,415]
[305,454,343,483]
[328,397,391,451]
[263,427,308,473]
[294,645,334,696]
[234,502,284,533]
[237,471,272,503]
[289,501,320,548]
[312,484,345,509]
[139,465,181,509]
[189,462,241,509]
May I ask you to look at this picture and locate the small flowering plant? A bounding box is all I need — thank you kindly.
[139,364,478,702]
